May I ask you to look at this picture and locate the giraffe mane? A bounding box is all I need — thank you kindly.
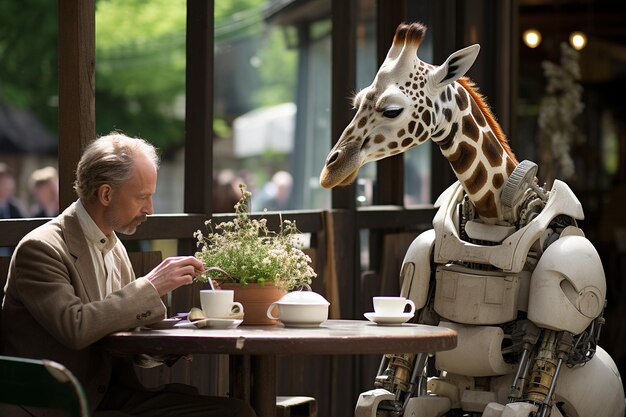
[393,22,427,48]
[458,77,518,164]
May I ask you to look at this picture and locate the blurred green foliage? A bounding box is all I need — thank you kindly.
[0,0,295,153]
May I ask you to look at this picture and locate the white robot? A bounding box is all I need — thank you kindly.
[318,22,625,417]
[354,162,625,417]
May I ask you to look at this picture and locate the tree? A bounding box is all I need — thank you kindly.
[0,0,296,153]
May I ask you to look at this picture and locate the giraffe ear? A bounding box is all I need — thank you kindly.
[428,44,480,89]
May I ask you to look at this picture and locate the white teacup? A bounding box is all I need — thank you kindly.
[373,296,415,316]
[200,290,244,319]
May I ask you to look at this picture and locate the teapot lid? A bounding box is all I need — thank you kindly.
[277,290,330,305]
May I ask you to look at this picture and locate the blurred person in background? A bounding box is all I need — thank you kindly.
[29,165,59,217]
[212,169,242,213]
[0,162,27,219]
[0,162,27,256]
[252,170,293,211]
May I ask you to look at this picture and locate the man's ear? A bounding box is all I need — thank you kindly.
[428,44,480,89]
[98,184,113,206]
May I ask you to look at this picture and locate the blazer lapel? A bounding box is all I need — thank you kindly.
[61,203,102,302]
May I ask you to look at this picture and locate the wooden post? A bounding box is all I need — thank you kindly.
[57,0,96,210]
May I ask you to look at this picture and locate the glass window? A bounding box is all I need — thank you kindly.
[0,0,59,257]
[215,3,332,212]
[96,0,187,214]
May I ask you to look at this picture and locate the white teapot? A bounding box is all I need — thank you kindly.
[266,287,330,328]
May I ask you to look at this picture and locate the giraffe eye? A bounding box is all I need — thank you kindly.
[382,107,403,119]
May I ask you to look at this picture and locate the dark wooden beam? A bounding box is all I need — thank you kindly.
[330,0,357,210]
[57,0,96,210]
[375,0,406,206]
[184,0,214,215]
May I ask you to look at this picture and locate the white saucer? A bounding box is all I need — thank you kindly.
[145,317,182,329]
[364,312,414,326]
[174,318,243,329]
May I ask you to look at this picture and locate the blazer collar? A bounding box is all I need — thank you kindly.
[60,202,103,301]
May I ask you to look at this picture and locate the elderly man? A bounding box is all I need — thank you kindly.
[1,133,255,417]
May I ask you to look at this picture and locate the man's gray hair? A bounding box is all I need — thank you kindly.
[74,132,160,203]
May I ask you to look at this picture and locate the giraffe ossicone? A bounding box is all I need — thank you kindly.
[320,22,519,224]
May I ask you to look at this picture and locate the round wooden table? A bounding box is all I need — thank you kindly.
[102,319,457,417]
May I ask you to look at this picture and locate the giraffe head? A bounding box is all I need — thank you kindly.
[320,22,480,189]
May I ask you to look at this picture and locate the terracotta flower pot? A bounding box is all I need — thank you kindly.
[221,282,286,325]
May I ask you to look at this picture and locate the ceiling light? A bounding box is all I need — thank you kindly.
[569,31,587,50]
[523,29,542,48]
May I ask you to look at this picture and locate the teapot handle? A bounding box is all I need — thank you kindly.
[266,302,279,320]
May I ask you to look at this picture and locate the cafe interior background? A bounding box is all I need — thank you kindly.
[1,0,626,415]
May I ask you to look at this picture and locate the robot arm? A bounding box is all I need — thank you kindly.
[528,233,606,335]
[399,229,436,313]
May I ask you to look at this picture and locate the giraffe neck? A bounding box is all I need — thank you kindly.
[430,79,518,224]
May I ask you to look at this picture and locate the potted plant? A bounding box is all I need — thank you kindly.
[193,184,317,324]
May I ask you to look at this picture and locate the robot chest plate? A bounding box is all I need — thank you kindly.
[434,264,531,325]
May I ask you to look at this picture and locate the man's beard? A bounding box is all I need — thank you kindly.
[105,208,147,235]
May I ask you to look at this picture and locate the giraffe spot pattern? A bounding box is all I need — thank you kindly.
[358,117,367,128]
[475,190,498,219]
[408,120,416,134]
[455,86,468,111]
[397,129,406,137]
[462,115,480,141]
[434,103,439,113]
[432,128,445,139]
[446,86,452,102]
[362,137,370,149]
[388,141,399,149]
[465,161,487,195]
[401,137,414,147]
[422,110,431,126]
[374,134,385,144]
[492,173,504,189]
[417,131,429,143]
[426,97,432,107]
[440,91,447,103]
[443,108,453,122]
[447,140,475,174]
[345,126,354,136]
[482,131,503,167]
[390,149,401,155]
[415,123,424,138]
[437,122,458,150]
[506,158,516,175]
[470,99,487,127]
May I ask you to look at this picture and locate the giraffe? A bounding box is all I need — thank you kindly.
[322,22,625,417]
[319,22,519,224]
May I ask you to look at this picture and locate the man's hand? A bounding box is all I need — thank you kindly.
[143,256,205,297]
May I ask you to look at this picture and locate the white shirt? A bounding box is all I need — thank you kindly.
[75,200,121,298]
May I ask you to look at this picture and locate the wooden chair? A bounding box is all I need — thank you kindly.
[0,355,90,417]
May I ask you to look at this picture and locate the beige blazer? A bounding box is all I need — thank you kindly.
[1,202,166,412]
